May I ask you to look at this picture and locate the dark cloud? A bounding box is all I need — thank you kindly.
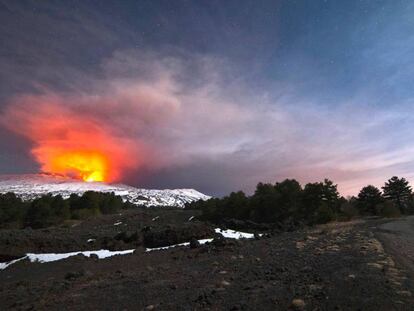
[1,0,414,196]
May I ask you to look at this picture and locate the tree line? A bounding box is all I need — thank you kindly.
[0,176,411,229]
[186,176,413,225]
[0,191,134,229]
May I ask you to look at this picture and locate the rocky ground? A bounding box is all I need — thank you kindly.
[0,208,210,260]
[0,210,414,310]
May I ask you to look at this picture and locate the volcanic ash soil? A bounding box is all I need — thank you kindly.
[0,209,413,310]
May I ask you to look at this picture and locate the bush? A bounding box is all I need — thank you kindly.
[340,202,359,221]
[100,193,124,214]
[25,196,56,229]
[315,203,335,224]
[51,195,70,221]
[0,192,28,228]
[71,208,100,220]
[377,201,401,218]
[78,191,100,211]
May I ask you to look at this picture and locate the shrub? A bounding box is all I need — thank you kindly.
[377,201,401,218]
[51,195,70,220]
[25,196,56,228]
[340,202,359,221]
[71,207,101,220]
[0,192,28,228]
[315,203,335,224]
[100,193,123,214]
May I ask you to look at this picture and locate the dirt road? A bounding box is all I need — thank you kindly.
[377,216,414,282]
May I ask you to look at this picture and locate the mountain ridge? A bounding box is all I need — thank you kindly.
[0,174,210,207]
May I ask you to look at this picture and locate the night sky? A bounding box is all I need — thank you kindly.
[1,0,414,196]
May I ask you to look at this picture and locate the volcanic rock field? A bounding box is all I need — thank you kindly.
[1,208,414,310]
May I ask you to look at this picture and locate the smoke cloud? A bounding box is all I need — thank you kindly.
[1,50,414,195]
[0,51,262,183]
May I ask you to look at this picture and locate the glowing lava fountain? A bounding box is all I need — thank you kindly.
[0,97,145,183]
[49,151,109,182]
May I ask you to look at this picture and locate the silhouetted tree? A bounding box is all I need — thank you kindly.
[357,185,383,215]
[0,192,27,228]
[300,179,339,223]
[268,179,301,220]
[100,192,124,214]
[51,195,71,220]
[321,179,340,212]
[382,177,412,213]
[199,198,222,222]
[249,179,303,223]
[26,196,55,228]
[250,182,279,223]
[0,191,132,229]
[224,191,249,219]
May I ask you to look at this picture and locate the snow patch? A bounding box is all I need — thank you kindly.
[145,228,258,251]
[26,249,135,263]
[0,249,135,270]
[0,257,26,270]
[145,238,213,252]
[215,228,256,239]
[0,174,211,208]
[0,228,258,270]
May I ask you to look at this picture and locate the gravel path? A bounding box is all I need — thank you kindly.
[377,216,414,283]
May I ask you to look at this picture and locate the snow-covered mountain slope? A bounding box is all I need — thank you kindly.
[0,174,211,207]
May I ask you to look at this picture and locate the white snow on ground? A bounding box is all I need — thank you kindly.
[215,228,256,239]
[0,228,258,270]
[0,249,135,270]
[145,238,213,252]
[145,228,257,251]
[26,249,135,263]
[0,257,27,270]
[113,222,123,226]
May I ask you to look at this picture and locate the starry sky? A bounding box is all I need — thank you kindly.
[1,0,414,196]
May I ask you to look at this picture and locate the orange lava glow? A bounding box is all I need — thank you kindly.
[0,95,147,183]
[49,151,109,182]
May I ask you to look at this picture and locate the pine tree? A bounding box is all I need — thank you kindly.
[357,185,383,215]
[382,176,412,213]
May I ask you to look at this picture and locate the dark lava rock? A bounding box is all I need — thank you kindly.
[143,224,214,248]
[114,230,142,245]
[221,218,271,231]
[211,236,227,247]
[189,238,200,248]
[0,254,24,262]
[64,270,84,280]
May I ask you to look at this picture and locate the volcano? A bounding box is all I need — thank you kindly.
[0,174,210,208]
